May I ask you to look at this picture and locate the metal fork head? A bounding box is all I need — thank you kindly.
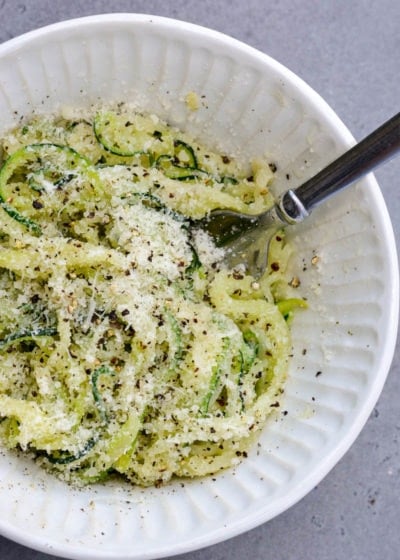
[222,223,280,278]
[197,209,262,246]
[193,204,286,278]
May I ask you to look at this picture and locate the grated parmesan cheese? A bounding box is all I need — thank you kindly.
[0,105,299,487]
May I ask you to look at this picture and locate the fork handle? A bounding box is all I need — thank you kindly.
[279,111,400,222]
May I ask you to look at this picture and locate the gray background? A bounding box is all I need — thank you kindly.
[0,1,399,559]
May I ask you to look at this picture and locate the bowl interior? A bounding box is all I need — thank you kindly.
[0,14,397,560]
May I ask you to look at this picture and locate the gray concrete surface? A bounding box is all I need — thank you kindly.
[0,1,399,559]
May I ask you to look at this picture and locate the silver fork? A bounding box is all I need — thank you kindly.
[195,111,400,278]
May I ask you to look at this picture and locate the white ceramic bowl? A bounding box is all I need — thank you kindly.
[0,13,398,560]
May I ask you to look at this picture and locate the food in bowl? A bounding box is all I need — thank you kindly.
[0,103,305,486]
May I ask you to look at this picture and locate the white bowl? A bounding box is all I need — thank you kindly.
[0,13,397,560]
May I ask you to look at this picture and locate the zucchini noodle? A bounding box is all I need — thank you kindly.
[0,104,305,486]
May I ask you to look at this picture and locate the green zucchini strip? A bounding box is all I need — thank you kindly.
[165,311,184,376]
[238,330,259,409]
[185,243,202,276]
[0,327,57,351]
[46,437,97,465]
[0,201,42,235]
[0,143,103,233]
[93,111,150,157]
[199,337,231,416]
[173,140,198,168]
[277,298,308,320]
[91,365,115,423]
[0,143,98,197]
[155,154,205,181]
[127,192,187,223]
